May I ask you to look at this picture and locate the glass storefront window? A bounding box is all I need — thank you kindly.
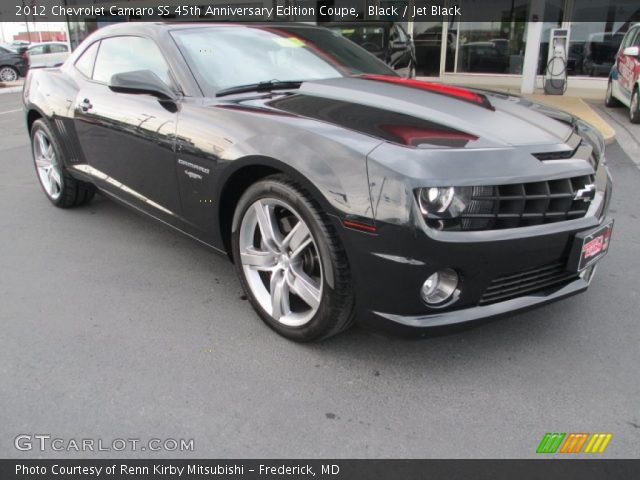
[448,21,529,74]
[568,1,640,77]
[68,21,98,50]
[445,0,530,74]
[413,22,447,76]
[441,0,570,76]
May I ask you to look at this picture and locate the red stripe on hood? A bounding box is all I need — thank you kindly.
[360,75,494,110]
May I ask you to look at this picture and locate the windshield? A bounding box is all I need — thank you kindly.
[170,25,396,96]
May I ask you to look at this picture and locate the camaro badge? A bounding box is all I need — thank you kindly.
[573,183,596,201]
[178,158,210,175]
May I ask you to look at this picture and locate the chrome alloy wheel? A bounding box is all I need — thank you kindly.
[0,66,18,82]
[239,198,323,327]
[33,130,62,200]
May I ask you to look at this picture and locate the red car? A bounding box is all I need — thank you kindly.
[606,23,640,123]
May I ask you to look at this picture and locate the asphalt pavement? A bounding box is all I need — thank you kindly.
[1,91,639,458]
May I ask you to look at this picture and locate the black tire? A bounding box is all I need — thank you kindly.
[30,118,95,208]
[0,65,19,82]
[605,80,621,108]
[231,175,355,342]
[630,88,640,124]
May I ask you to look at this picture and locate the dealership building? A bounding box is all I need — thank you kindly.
[9,0,640,96]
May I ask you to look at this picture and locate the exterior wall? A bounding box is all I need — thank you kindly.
[13,31,68,42]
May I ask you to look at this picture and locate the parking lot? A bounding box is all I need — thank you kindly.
[0,91,639,458]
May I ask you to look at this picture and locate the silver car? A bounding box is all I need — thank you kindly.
[27,42,70,69]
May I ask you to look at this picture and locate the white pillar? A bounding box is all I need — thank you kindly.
[521,0,546,94]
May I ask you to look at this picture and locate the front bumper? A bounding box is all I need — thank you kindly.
[337,169,612,337]
[366,267,595,337]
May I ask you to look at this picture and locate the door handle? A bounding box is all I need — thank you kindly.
[79,98,92,112]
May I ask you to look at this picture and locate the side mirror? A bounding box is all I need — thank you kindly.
[109,70,177,101]
[623,46,640,57]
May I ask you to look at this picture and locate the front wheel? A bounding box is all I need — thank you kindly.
[605,80,621,108]
[0,66,18,82]
[231,175,355,342]
[630,88,640,124]
[31,119,95,208]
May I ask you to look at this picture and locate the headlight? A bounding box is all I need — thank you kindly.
[416,186,496,231]
[418,186,472,218]
[419,187,455,214]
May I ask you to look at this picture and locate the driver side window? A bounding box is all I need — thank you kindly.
[92,36,172,86]
[29,45,47,56]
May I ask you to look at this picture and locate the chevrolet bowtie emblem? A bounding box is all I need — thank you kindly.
[574,184,596,201]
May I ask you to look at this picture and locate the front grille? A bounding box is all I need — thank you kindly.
[480,262,579,306]
[458,175,595,230]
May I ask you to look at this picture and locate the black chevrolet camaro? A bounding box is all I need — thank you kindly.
[23,23,613,341]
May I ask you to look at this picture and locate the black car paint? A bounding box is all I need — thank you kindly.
[0,45,28,77]
[23,23,613,336]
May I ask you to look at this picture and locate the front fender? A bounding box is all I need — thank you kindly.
[218,131,375,219]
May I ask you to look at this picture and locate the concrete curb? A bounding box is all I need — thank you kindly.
[0,86,23,94]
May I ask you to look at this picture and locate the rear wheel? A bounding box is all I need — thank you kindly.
[30,119,95,208]
[630,88,640,124]
[231,175,354,342]
[0,66,18,82]
[605,80,621,107]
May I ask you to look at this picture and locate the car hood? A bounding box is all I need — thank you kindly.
[265,77,575,150]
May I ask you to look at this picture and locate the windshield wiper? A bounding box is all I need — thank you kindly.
[215,80,303,98]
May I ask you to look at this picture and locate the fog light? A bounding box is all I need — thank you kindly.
[421,269,459,305]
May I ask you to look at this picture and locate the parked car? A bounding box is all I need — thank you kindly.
[606,24,640,122]
[323,22,416,77]
[458,40,510,73]
[0,45,29,82]
[27,42,70,68]
[24,23,613,341]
